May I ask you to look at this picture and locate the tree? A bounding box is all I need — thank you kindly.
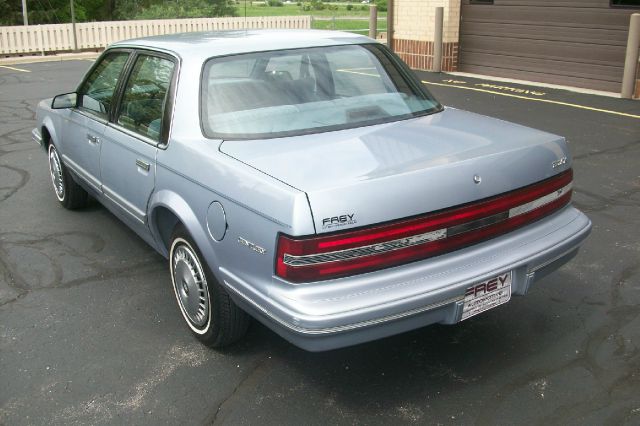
[131,0,237,19]
[0,0,237,26]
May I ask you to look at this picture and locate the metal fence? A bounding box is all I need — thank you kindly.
[310,16,386,38]
[0,16,311,56]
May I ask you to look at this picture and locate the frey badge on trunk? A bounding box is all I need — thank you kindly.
[322,213,357,230]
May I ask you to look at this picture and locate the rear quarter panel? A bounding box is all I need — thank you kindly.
[152,135,315,298]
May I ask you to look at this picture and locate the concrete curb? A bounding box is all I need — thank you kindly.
[0,51,101,65]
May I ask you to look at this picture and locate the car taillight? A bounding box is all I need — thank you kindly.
[276,169,573,283]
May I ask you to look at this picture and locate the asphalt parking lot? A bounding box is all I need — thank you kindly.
[1,59,639,425]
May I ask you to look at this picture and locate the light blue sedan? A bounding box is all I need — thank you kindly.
[33,30,591,351]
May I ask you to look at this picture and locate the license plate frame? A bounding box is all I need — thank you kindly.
[461,272,512,321]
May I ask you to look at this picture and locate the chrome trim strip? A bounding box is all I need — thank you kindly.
[72,107,109,125]
[108,122,160,148]
[509,183,572,218]
[447,211,509,237]
[102,185,146,224]
[283,228,447,267]
[61,155,101,193]
[284,182,573,268]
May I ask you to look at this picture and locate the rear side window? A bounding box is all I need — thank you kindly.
[201,44,441,140]
[78,52,129,119]
[326,48,391,97]
[209,58,257,78]
[265,54,316,81]
[116,54,175,142]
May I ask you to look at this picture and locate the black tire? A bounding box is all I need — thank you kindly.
[169,225,250,347]
[47,143,88,209]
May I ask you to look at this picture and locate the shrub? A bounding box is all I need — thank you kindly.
[346,4,353,10]
[310,0,325,10]
[267,0,284,6]
[375,0,387,12]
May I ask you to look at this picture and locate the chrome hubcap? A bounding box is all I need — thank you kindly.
[172,244,209,328]
[48,146,65,201]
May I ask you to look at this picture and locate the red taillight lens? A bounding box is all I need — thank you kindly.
[276,170,573,283]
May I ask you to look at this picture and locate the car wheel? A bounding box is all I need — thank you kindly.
[48,143,88,209]
[169,225,250,347]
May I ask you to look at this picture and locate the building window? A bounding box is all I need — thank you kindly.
[611,0,640,7]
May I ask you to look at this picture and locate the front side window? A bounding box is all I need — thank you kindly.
[78,52,129,118]
[117,54,175,142]
[201,44,441,139]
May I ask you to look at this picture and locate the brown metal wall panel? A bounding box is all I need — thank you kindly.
[460,37,626,66]
[461,22,628,46]
[459,63,623,92]
[495,0,608,8]
[458,1,637,91]
[463,7,630,30]
[460,51,624,82]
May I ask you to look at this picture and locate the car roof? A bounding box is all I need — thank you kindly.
[110,29,374,61]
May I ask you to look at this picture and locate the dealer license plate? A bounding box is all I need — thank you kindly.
[461,272,512,321]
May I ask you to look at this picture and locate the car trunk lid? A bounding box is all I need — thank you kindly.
[220,107,571,234]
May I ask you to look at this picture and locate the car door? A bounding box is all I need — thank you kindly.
[100,51,177,235]
[60,51,131,193]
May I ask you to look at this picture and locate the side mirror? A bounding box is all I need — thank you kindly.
[52,92,78,109]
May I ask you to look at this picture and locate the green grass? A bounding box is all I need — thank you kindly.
[234,1,387,33]
[236,2,386,18]
[311,18,386,33]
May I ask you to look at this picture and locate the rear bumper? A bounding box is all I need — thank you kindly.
[221,206,591,351]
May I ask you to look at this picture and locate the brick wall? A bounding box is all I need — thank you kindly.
[392,0,460,72]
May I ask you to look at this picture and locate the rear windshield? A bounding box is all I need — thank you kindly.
[200,43,441,139]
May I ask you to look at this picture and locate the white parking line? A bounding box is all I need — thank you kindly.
[423,80,640,120]
[336,68,379,77]
[0,64,30,73]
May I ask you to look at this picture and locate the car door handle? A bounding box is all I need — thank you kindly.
[86,133,99,144]
[136,159,150,171]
